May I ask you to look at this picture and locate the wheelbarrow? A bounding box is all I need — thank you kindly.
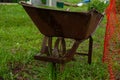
[20,2,103,79]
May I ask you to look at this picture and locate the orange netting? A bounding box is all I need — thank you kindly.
[103,0,120,80]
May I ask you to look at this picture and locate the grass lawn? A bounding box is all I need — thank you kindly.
[0,2,109,80]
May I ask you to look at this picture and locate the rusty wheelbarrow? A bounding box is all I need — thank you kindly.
[20,2,103,78]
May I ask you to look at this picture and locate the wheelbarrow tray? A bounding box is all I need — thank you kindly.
[21,2,103,40]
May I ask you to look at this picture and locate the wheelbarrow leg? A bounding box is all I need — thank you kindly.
[40,36,48,54]
[88,36,93,64]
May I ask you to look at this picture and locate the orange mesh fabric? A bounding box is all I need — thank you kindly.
[103,0,120,80]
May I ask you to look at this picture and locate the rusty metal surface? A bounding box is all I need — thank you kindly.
[20,2,104,64]
[21,2,103,40]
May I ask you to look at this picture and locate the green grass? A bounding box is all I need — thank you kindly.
[0,3,109,80]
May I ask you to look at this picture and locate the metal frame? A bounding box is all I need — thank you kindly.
[34,36,93,64]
